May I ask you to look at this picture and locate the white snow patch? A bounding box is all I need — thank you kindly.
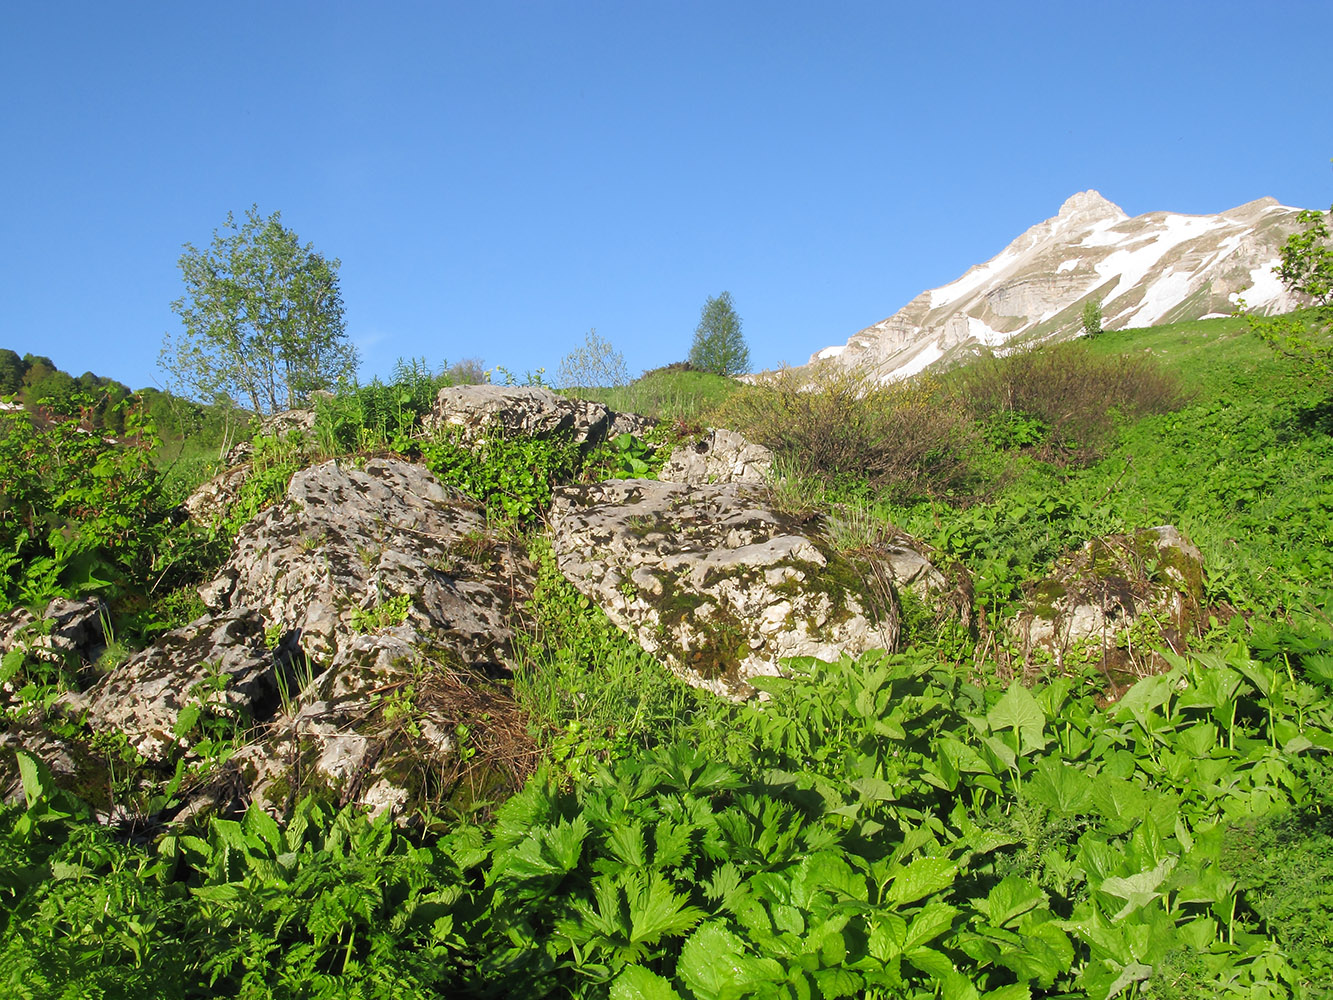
[1228,262,1287,309]
[929,248,1021,310]
[967,315,1009,347]
[815,344,847,360]
[1199,313,1231,320]
[882,342,944,382]
[1093,214,1227,306]
[1077,217,1130,247]
[1057,258,1081,273]
[1125,267,1197,327]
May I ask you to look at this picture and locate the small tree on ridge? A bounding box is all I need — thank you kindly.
[689,291,750,377]
[161,206,358,415]
[1081,298,1103,337]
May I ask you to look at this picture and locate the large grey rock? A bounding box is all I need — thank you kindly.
[550,479,900,697]
[233,629,462,820]
[660,428,773,485]
[199,458,530,671]
[0,597,107,668]
[182,462,253,526]
[1013,524,1205,671]
[64,608,285,762]
[425,384,652,447]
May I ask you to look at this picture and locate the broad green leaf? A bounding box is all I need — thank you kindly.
[630,873,704,943]
[869,913,907,960]
[987,682,1048,755]
[812,968,862,998]
[611,965,683,1000]
[15,748,55,807]
[905,945,955,977]
[1025,758,1094,815]
[981,876,1044,927]
[983,985,1032,1000]
[243,803,283,855]
[999,917,1072,988]
[1090,775,1147,832]
[1102,961,1153,1000]
[981,735,1018,773]
[904,903,958,950]
[886,856,957,906]
[1098,856,1177,920]
[608,822,647,869]
[677,923,783,1000]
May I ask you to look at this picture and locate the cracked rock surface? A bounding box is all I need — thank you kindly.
[199,457,532,671]
[1013,524,1205,669]
[426,384,652,447]
[550,478,899,697]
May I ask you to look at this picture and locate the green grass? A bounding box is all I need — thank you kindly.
[871,314,1333,619]
[564,366,742,423]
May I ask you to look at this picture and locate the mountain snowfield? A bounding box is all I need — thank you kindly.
[809,191,1311,381]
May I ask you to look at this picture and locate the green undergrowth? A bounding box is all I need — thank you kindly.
[851,316,1333,621]
[566,366,742,424]
[5,626,1333,997]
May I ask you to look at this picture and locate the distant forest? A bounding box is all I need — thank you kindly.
[0,347,235,444]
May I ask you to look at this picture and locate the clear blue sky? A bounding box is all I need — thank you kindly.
[3,1,1330,392]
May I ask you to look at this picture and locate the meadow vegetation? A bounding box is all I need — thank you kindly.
[3,312,1333,997]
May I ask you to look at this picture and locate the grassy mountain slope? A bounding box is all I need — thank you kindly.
[3,315,1333,997]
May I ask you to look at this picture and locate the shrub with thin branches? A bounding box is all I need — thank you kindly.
[715,367,979,503]
[949,341,1182,463]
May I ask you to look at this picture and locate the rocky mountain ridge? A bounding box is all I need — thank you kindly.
[810,190,1313,381]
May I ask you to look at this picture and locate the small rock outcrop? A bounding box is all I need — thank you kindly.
[550,479,899,697]
[224,407,320,465]
[65,609,290,762]
[660,428,773,485]
[1014,525,1205,670]
[0,597,107,667]
[182,463,253,525]
[199,457,531,670]
[426,385,652,447]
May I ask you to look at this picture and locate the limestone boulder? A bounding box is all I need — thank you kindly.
[224,407,319,465]
[660,428,773,485]
[199,458,532,670]
[233,628,493,820]
[0,597,108,668]
[63,608,288,762]
[1013,524,1205,670]
[550,479,900,697]
[425,384,653,447]
[182,462,253,526]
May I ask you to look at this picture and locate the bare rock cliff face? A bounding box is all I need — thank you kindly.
[809,191,1313,381]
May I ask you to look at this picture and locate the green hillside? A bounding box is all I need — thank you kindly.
[2,315,1332,998]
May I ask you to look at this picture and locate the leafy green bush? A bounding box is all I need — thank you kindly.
[716,367,979,503]
[418,429,584,523]
[6,639,1332,997]
[0,396,206,613]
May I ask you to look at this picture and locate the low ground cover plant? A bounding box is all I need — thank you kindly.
[4,630,1332,997]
